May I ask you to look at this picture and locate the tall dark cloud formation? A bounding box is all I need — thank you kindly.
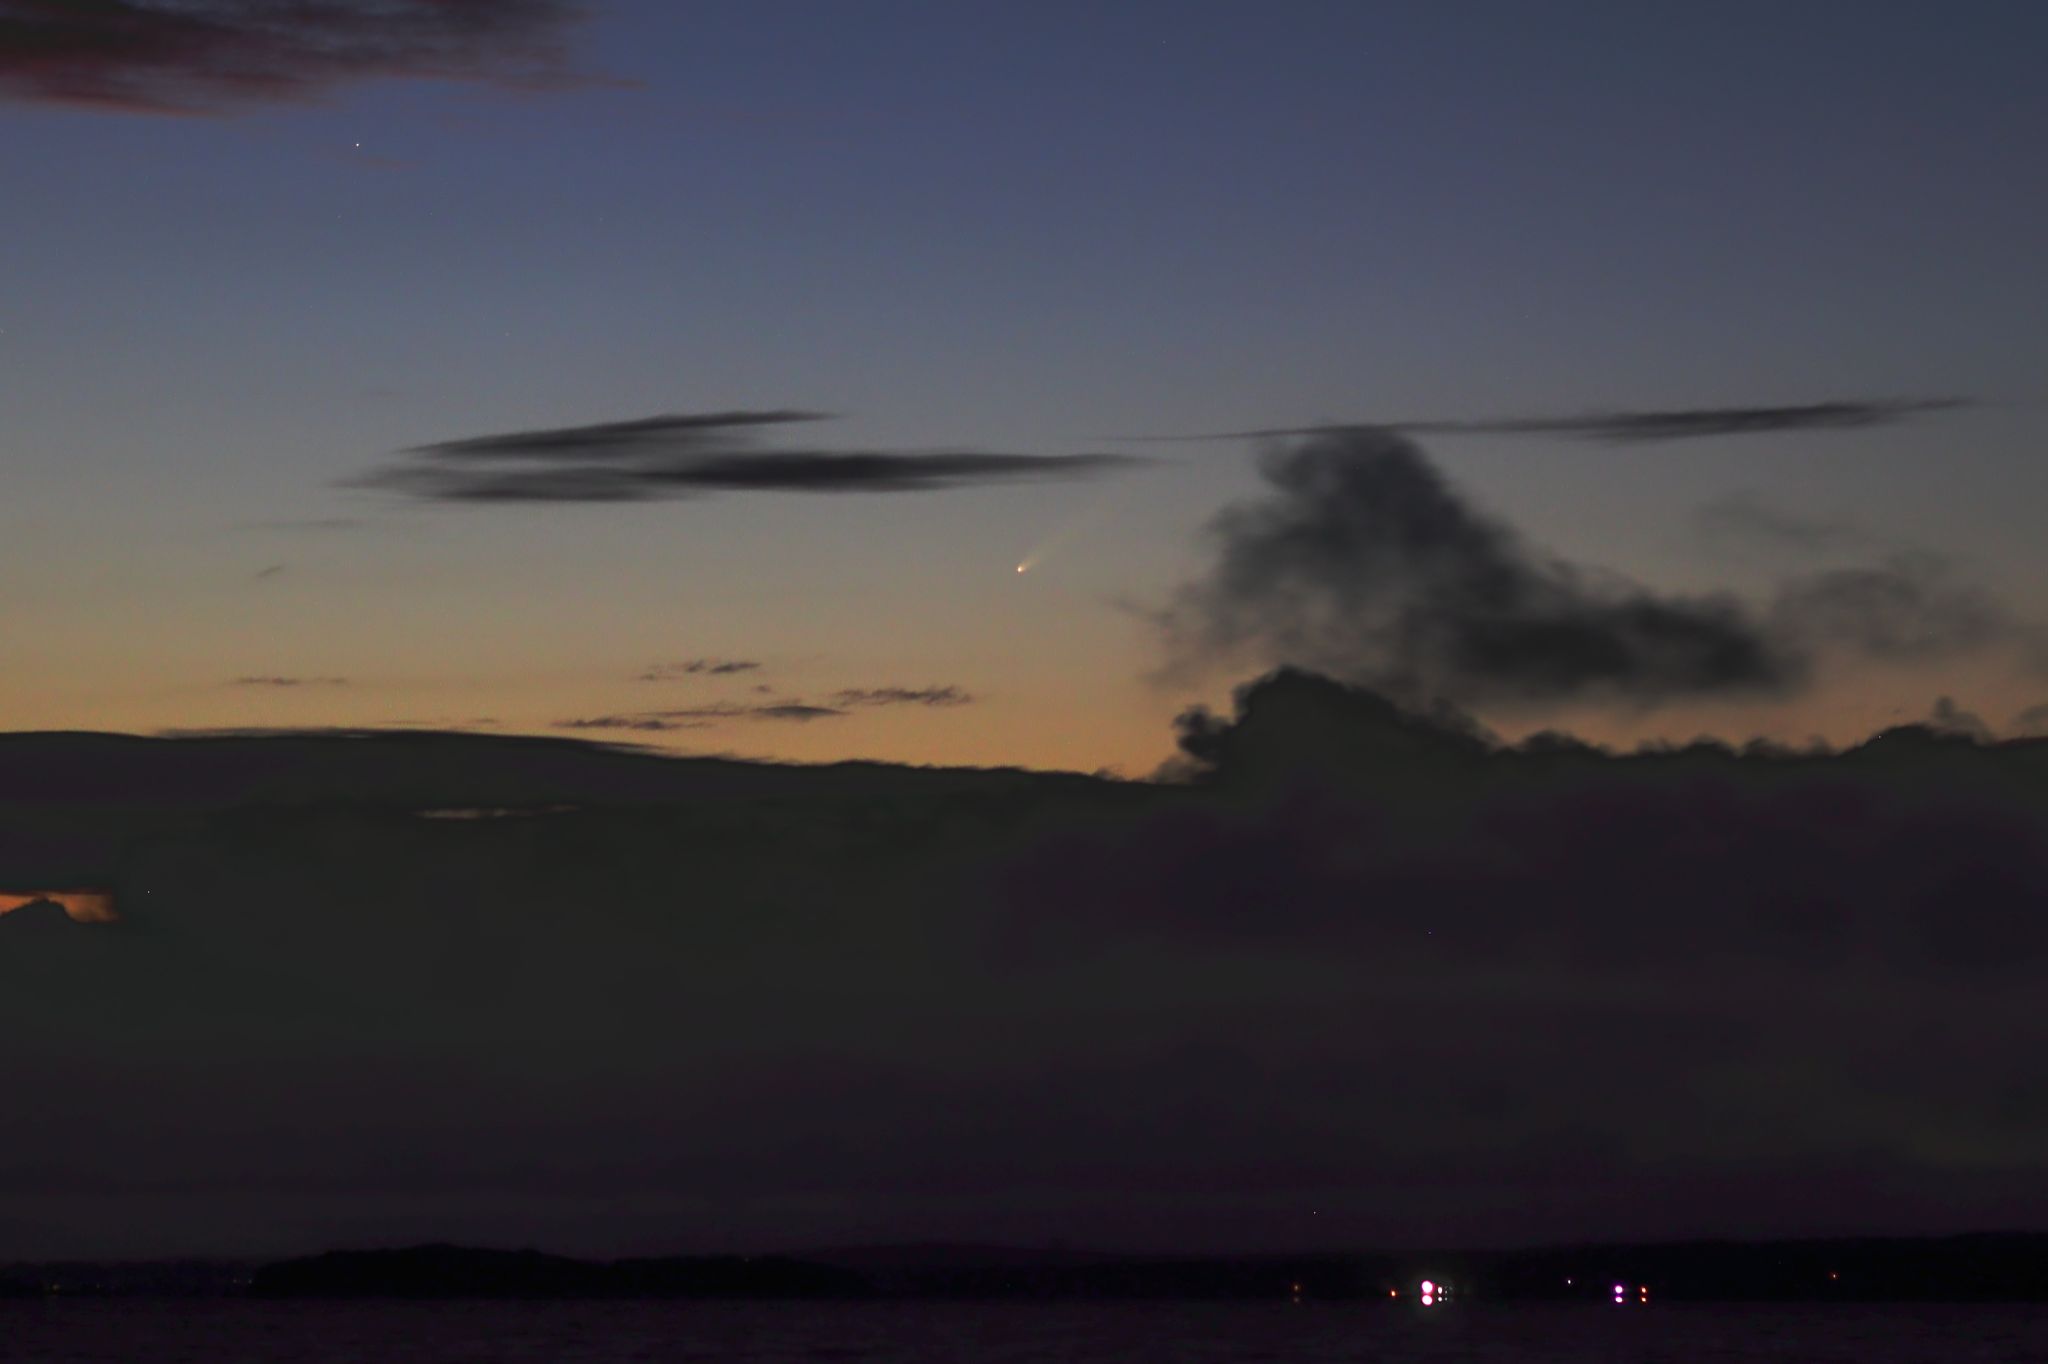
[0,1,591,114]
[4,679,2048,1258]
[1160,429,2035,708]
[355,411,1140,503]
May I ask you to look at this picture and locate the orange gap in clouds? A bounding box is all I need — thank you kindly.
[0,890,120,924]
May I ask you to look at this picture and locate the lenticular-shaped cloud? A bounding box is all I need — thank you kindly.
[353,410,1142,503]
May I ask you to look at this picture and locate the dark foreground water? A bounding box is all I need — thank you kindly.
[4,1301,2045,1363]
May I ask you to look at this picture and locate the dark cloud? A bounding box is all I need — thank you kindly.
[832,686,976,708]
[560,702,847,731]
[410,411,828,462]
[666,702,844,723]
[354,410,1142,504]
[640,659,762,682]
[1159,429,2037,709]
[1158,428,1796,706]
[1925,696,1994,742]
[1766,556,2030,664]
[6,679,2048,1258]
[2011,703,2048,737]
[559,692,976,731]
[253,563,286,581]
[1143,398,1968,445]
[0,1,595,114]
[229,675,347,688]
[553,715,705,734]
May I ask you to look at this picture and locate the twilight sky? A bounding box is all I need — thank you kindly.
[6,0,2048,772]
[8,3,2048,1264]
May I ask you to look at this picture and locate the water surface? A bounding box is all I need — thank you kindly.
[6,1300,2045,1363]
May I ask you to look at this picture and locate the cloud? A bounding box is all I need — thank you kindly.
[2011,703,2048,737]
[554,715,705,733]
[640,659,763,682]
[1925,696,1993,743]
[353,410,1143,504]
[0,1,596,115]
[1766,556,2031,664]
[253,564,286,582]
[1158,429,2038,709]
[557,690,979,734]
[832,686,975,708]
[7,682,2048,1258]
[1695,492,1864,553]
[663,702,845,723]
[558,702,847,731]
[409,411,828,461]
[230,676,347,688]
[1158,428,1796,707]
[1143,398,1969,445]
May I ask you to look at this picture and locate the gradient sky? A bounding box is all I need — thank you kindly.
[6,1,2047,773]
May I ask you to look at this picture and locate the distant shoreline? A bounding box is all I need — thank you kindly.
[9,1234,2048,1303]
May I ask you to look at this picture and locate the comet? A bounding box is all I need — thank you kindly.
[1011,489,1136,579]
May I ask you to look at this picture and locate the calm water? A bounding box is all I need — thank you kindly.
[4,1301,2045,1363]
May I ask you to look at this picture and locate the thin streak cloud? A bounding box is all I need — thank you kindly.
[1132,398,1969,445]
[832,686,976,708]
[640,659,764,681]
[353,411,1143,504]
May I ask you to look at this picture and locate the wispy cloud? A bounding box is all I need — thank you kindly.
[663,702,846,723]
[1135,398,1969,445]
[353,410,1143,504]
[552,689,974,732]
[1695,492,1866,553]
[832,686,976,708]
[0,0,599,115]
[2013,702,2048,737]
[229,676,348,688]
[554,715,706,733]
[640,659,763,681]
[557,701,845,731]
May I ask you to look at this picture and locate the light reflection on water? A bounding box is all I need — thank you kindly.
[4,1301,2044,1364]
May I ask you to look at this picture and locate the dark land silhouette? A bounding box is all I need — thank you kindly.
[6,670,2048,1257]
[9,1235,2046,1302]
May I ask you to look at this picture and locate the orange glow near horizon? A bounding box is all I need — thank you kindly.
[0,890,120,924]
